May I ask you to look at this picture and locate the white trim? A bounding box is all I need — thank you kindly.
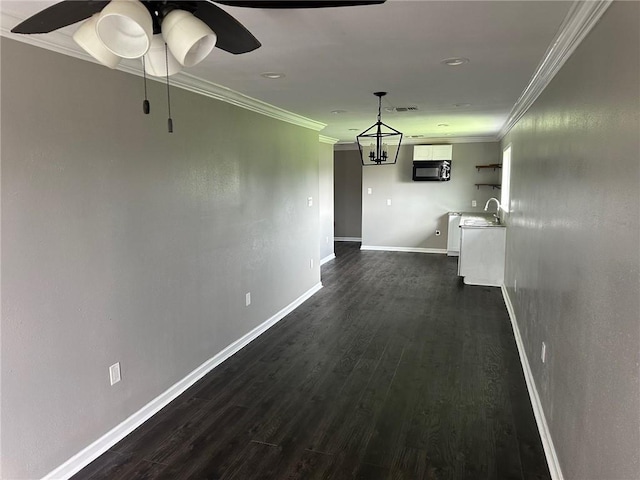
[319,135,339,145]
[0,13,326,133]
[1,12,86,61]
[360,245,447,255]
[501,286,564,480]
[41,282,323,480]
[334,236,362,242]
[400,136,498,145]
[320,253,336,265]
[168,73,325,132]
[333,136,497,150]
[499,0,612,139]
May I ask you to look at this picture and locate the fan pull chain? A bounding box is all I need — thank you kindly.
[165,43,173,133]
[142,56,150,114]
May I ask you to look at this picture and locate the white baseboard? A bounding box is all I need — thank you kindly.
[42,282,323,480]
[360,245,447,255]
[334,236,361,242]
[501,285,564,480]
[320,253,336,265]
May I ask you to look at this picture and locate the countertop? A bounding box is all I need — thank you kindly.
[459,212,505,228]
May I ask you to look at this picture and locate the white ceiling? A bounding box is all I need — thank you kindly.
[1,0,573,143]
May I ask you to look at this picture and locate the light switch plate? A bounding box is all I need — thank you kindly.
[109,362,121,386]
[245,292,251,306]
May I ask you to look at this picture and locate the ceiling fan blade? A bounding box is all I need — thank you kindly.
[215,0,385,8]
[192,1,261,54]
[11,0,110,34]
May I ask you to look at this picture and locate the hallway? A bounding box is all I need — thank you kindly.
[73,242,549,479]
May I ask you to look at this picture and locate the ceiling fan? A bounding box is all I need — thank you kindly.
[11,1,386,57]
[11,0,385,132]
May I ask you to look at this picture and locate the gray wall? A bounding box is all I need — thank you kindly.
[502,2,639,479]
[319,142,334,260]
[1,39,322,479]
[334,149,363,239]
[361,143,500,249]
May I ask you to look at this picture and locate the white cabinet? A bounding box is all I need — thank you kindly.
[413,144,452,161]
[413,145,433,160]
[432,145,453,160]
[458,226,506,286]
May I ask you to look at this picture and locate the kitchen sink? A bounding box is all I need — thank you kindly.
[460,214,501,227]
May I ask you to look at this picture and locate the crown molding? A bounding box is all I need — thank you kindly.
[498,0,613,139]
[1,11,90,61]
[401,136,498,145]
[168,72,326,131]
[319,135,339,145]
[334,136,498,150]
[0,11,326,132]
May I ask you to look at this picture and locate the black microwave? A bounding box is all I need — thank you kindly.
[412,160,452,181]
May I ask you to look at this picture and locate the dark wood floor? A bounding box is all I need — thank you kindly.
[73,242,550,480]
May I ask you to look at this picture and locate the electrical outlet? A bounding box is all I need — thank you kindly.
[367,188,372,195]
[307,197,313,207]
[472,200,477,207]
[541,342,547,363]
[387,199,392,206]
[310,258,314,269]
[435,230,441,236]
[109,362,121,386]
[245,292,251,307]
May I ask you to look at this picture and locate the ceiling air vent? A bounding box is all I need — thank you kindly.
[395,106,419,112]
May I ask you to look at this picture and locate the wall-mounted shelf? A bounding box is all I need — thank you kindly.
[476,164,502,171]
[475,183,501,190]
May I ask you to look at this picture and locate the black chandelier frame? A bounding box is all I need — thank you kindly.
[356,91,403,166]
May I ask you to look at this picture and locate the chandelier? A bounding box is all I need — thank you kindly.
[356,92,403,166]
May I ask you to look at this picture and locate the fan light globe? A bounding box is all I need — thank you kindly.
[144,35,183,77]
[161,10,217,67]
[73,14,121,69]
[96,0,153,59]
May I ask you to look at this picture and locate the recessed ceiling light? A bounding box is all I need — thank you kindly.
[260,72,285,79]
[441,57,469,66]
[348,128,359,131]
[453,103,471,108]
[437,123,450,127]
[331,109,347,114]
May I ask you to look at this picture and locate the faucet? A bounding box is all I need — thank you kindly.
[484,197,500,214]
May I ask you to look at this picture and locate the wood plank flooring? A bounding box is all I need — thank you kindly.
[72,242,550,480]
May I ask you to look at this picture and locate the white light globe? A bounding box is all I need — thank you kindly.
[96,0,153,59]
[162,9,216,67]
